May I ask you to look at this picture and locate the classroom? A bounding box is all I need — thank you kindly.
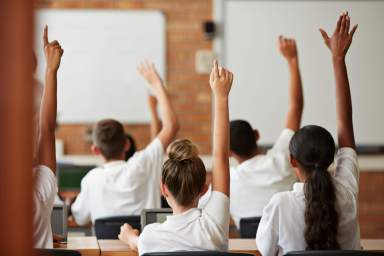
[1,0,384,255]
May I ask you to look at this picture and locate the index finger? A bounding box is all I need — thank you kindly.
[43,25,49,47]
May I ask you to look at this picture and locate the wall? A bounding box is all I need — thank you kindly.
[35,0,213,154]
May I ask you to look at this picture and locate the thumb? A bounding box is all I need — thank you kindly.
[319,28,329,42]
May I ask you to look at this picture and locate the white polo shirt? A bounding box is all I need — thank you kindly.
[71,138,164,225]
[138,191,230,255]
[230,129,297,227]
[33,165,57,248]
[256,148,360,256]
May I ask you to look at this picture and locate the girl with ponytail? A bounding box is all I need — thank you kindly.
[118,60,234,255]
[256,12,360,255]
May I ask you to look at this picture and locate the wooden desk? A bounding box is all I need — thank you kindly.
[55,236,100,256]
[98,239,260,256]
[361,239,384,250]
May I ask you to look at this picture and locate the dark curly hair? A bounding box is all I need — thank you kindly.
[289,125,340,250]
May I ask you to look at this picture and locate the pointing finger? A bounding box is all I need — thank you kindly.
[213,59,219,79]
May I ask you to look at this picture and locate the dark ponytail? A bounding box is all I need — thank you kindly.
[289,125,339,250]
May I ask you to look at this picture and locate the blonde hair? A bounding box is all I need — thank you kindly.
[162,139,206,206]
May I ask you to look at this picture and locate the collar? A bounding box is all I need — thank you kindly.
[103,160,126,168]
[165,208,201,226]
[292,182,305,197]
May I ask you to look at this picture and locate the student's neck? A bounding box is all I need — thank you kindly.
[172,203,197,215]
[104,156,125,164]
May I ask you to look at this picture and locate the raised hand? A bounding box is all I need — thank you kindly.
[43,25,64,72]
[278,36,298,61]
[319,12,358,60]
[138,61,163,87]
[209,60,234,98]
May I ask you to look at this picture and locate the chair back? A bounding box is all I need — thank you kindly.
[239,216,261,238]
[34,249,81,256]
[143,252,254,256]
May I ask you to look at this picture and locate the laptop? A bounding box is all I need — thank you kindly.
[51,203,68,241]
[141,208,173,230]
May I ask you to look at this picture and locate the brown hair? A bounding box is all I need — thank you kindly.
[93,119,126,160]
[162,139,206,207]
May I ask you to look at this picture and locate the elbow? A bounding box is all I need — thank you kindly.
[170,121,180,138]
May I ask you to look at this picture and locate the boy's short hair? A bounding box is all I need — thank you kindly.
[93,119,126,160]
[230,120,257,158]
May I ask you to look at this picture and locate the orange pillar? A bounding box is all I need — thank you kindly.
[0,0,33,255]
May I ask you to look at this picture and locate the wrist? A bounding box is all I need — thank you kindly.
[332,55,346,63]
[46,67,58,74]
[214,95,229,102]
[287,57,298,66]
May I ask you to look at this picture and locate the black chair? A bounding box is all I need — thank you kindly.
[34,249,81,256]
[284,250,384,256]
[94,215,141,239]
[239,216,261,238]
[143,252,254,256]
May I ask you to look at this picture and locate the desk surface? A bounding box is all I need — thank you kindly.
[98,239,260,256]
[55,236,99,256]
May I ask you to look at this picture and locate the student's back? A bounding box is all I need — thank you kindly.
[72,137,164,224]
[230,125,297,226]
[256,145,360,255]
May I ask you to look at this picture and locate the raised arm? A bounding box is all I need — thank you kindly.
[279,36,304,132]
[38,25,64,172]
[148,95,162,140]
[209,60,233,196]
[138,61,179,149]
[320,12,357,148]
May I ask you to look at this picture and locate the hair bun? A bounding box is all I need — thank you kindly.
[168,139,199,161]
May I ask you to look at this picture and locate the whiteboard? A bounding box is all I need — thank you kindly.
[34,10,165,123]
[219,1,384,145]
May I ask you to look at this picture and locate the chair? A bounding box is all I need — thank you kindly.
[94,215,141,239]
[34,249,81,256]
[239,216,261,238]
[284,250,384,256]
[143,252,254,256]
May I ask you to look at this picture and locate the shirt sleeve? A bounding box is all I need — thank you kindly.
[71,178,92,225]
[203,191,230,236]
[130,138,164,176]
[256,196,279,256]
[269,129,295,154]
[33,165,57,204]
[333,147,359,197]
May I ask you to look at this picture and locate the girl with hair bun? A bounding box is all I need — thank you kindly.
[118,60,234,255]
[256,12,360,255]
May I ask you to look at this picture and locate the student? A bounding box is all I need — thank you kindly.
[256,12,359,255]
[229,36,303,227]
[118,60,234,255]
[71,61,179,225]
[33,26,64,248]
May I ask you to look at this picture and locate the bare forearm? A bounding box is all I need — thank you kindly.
[212,96,230,195]
[332,57,355,148]
[150,104,161,140]
[286,58,304,131]
[38,69,57,171]
[155,86,179,136]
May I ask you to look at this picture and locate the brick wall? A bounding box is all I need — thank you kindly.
[35,0,213,154]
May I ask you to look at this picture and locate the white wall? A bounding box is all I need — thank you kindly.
[215,0,384,145]
[35,10,165,123]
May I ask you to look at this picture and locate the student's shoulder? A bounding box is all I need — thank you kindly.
[267,190,294,210]
[140,223,163,240]
[80,167,102,184]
